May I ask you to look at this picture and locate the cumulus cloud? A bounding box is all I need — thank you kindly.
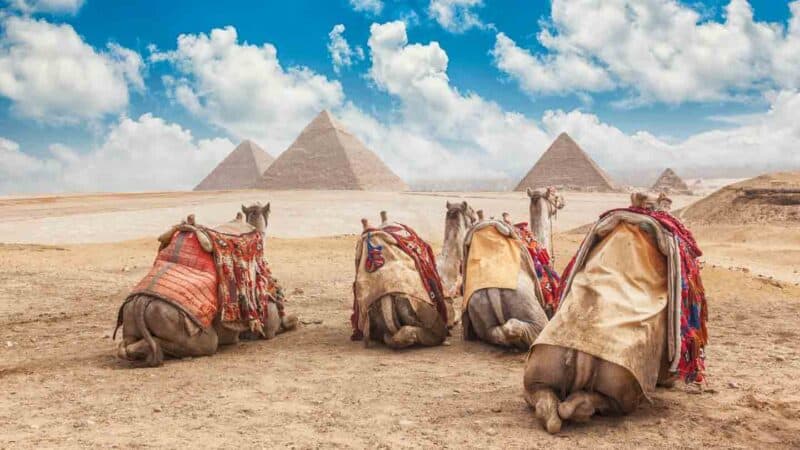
[348,0,383,16]
[0,114,234,194]
[0,16,144,123]
[151,26,344,153]
[348,21,549,183]
[9,0,85,15]
[327,24,364,74]
[428,0,486,33]
[492,32,614,95]
[492,0,800,104]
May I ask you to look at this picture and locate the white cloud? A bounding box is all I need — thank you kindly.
[348,0,383,16]
[327,24,364,74]
[151,25,343,154]
[9,0,85,15]
[0,114,234,194]
[428,0,486,33]
[0,16,144,123]
[492,32,614,95]
[349,21,549,183]
[493,0,800,104]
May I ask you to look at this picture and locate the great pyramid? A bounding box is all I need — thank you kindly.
[514,132,616,192]
[651,168,691,195]
[253,110,407,191]
[194,140,274,191]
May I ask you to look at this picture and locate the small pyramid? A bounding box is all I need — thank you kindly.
[651,168,691,195]
[253,111,407,191]
[194,140,274,191]
[515,133,616,192]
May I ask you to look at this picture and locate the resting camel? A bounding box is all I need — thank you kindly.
[351,211,448,349]
[527,187,565,261]
[523,192,708,433]
[461,188,564,350]
[437,201,477,299]
[116,202,298,366]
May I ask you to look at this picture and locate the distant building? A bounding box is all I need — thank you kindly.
[651,168,692,195]
[194,140,274,191]
[253,110,407,191]
[515,133,617,192]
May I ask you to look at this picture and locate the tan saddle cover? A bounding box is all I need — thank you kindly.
[353,228,434,334]
[461,220,543,309]
[533,222,668,395]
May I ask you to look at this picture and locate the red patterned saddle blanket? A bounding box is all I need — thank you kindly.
[121,224,285,336]
[514,222,561,317]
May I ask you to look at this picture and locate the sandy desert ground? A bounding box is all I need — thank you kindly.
[1,190,799,448]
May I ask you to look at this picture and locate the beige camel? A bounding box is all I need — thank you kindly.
[523,192,702,433]
[460,188,564,350]
[527,187,565,260]
[437,201,477,298]
[116,202,297,366]
[352,212,448,349]
[460,214,548,350]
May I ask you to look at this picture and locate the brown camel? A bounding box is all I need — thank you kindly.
[116,202,297,366]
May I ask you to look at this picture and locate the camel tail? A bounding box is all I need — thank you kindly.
[134,296,163,367]
[487,288,506,324]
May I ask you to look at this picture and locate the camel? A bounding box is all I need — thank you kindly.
[460,188,564,350]
[523,192,708,433]
[351,211,448,349]
[527,187,565,261]
[116,202,298,366]
[437,201,477,298]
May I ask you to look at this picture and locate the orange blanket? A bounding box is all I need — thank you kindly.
[129,231,219,327]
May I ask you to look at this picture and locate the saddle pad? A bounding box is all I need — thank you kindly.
[534,222,668,395]
[129,231,219,328]
[463,226,521,306]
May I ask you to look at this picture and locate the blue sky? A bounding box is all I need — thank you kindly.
[0,0,799,193]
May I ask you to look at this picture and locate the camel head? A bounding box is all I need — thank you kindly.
[527,187,565,218]
[241,202,270,233]
[631,192,672,212]
[445,200,478,231]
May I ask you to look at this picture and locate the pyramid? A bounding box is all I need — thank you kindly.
[194,140,274,191]
[514,133,616,192]
[651,168,691,194]
[253,110,407,191]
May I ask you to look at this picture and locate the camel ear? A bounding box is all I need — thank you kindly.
[446,201,452,209]
[241,204,247,214]
[461,201,467,210]
[526,187,534,198]
[265,202,271,213]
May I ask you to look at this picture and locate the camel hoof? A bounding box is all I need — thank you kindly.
[117,343,129,360]
[282,314,299,331]
[534,395,562,434]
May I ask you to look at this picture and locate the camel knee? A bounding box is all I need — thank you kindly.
[386,326,419,349]
[558,391,611,422]
[281,313,298,332]
[526,387,562,434]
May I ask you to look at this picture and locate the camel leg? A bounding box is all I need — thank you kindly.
[118,339,150,360]
[524,387,562,434]
[558,391,613,422]
[151,336,216,358]
[143,302,218,358]
[280,313,298,333]
[384,295,446,348]
[483,319,537,350]
[385,325,445,348]
[118,300,146,361]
